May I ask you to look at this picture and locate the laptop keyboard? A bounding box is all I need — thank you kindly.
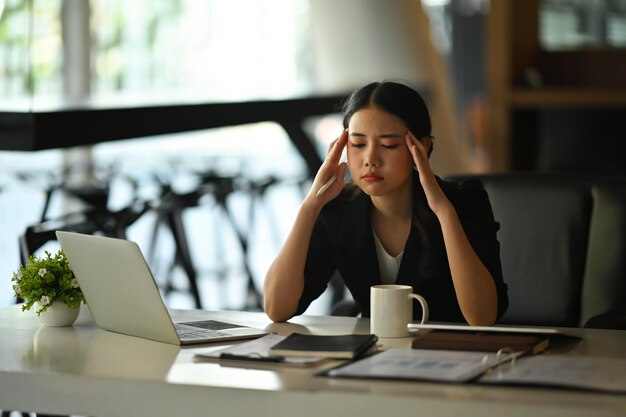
[177,320,245,331]
[174,320,247,340]
[174,323,231,339]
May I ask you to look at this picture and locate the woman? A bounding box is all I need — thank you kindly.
[264,81,508,325]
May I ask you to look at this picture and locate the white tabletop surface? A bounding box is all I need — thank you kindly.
[1,304,625,417]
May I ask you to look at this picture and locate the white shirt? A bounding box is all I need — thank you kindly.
[373,232,403,284]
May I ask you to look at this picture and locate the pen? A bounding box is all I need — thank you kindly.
[316,174,336,197]
[219,353,285,363]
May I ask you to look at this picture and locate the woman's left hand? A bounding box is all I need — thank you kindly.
[405,131,453,216]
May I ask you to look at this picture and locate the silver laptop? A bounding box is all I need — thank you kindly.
[56,231,268,345]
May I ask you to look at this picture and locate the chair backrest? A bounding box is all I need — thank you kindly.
[580,181,626,325]
[449,173,594,327]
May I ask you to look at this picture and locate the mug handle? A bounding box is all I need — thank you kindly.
[409,293,429,324]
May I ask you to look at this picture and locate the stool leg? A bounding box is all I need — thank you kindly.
[167,208,203,309]
[211,204,229,307]
[218,201,262,310]
[146,209,166,266]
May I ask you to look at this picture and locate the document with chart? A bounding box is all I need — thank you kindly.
[327,348,519,383]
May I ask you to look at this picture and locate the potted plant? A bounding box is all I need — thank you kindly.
[11,250,85,326]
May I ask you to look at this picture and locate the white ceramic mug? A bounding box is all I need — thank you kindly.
[370,284,429,338]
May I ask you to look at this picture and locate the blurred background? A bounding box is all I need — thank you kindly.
[1,0,625,314]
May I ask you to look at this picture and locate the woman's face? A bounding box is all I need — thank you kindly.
[347,106,415,197]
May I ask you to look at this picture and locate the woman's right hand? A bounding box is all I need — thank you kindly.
[264,129,348,322]
[304,129,349,208]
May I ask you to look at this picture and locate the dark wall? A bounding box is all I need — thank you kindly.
[536,108,626,176]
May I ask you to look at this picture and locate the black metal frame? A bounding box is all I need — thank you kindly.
[0,95,346,177]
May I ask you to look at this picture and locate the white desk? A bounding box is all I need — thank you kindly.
[1,305,625,417]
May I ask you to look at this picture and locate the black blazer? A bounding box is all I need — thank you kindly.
[295,177,509,323]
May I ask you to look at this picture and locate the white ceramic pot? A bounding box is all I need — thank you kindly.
[34,301,81,327]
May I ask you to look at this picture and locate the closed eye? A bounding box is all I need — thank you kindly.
[382,144,399,149]
[349,142,365,148]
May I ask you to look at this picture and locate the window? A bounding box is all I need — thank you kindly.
[0,0,63,102]
[540,0,626,50]
[92,0,313,101]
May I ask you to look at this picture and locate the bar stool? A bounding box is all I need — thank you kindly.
[19,200,149,266]
[245,175,283,250]
[15,166,110,224]
[145,182,204,309]
[201,172,262,310]
[145,170,266,311]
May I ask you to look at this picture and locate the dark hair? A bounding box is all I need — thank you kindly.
[341,81,433,156]
[341,81,443,279]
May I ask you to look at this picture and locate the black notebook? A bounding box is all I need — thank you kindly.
[268,333,378,359]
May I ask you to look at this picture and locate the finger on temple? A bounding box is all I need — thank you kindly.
[327,130,347,155]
